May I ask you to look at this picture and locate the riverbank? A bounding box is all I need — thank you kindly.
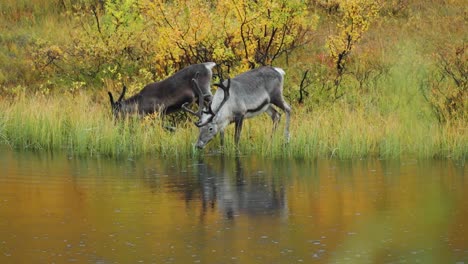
[0,92,465,160]
[0,0,465,160]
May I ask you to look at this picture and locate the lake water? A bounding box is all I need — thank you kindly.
[0,147,466,263]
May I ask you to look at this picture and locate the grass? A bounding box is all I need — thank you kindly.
[0,90,465,160]
[0,93,185,158]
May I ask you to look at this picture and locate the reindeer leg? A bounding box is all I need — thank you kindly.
[234,115,244,147]
[272,100,291,143]
[159,105,175,132]
[266,106,281,135]
[283,104,291,142]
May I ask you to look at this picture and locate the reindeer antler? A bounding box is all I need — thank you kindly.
[118,85,127,102]
[108,91,115,105]
[181,102,201,117]
[182,72,205,119]
[196,78,231,127]
[213,78,230,111]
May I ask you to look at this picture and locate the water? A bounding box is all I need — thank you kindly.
[0,148,466,263]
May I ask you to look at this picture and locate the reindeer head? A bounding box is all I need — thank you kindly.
[195,117,219,149]
[194,79,231,149]
[108,86,126,118]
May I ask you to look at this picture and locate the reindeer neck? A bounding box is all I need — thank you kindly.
[122,94,142,105]
[119,94,142,114]
[213,107,231,130]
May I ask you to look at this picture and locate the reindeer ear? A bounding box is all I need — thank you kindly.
[108,91,115,105]
[118,86,127,102]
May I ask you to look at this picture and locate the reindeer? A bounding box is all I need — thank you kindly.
[107,62,216,119]
[195,157,288,219]
[187,66,291,149]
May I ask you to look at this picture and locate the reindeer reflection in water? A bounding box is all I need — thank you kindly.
[194,157,288,220]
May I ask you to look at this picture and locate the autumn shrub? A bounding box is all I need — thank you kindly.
[26,0,318,91]
[421,43,467,124]
[4,0,382,101]
[283,0,386,107]
[325,0,381,100]
[140,0,317,75]
[0,0,75,92]
[380,0,410,17]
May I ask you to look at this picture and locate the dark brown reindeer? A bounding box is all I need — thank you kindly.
[187,66,291,149]
[108,62,216,119]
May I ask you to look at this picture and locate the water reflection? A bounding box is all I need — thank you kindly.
[189,157,287,220]
[0,147,466,263]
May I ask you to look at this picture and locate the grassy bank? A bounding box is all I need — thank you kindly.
[0,0,466,160]
[0,89,465,160]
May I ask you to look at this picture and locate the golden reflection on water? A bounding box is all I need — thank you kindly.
[0,148,466,263]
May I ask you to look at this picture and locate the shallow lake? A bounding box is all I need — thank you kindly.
[0,147,466,263]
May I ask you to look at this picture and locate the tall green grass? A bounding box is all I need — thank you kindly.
[0,91,465,160]
[0,93,191,158]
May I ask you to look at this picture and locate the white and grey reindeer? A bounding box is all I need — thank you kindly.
[186,66,291,149]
